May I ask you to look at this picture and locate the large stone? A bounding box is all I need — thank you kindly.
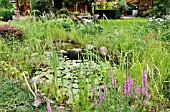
[66,48,82,60]
[99,46,108,56]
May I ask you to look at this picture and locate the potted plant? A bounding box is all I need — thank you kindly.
[119,0,130,16]
[129,2,138,16]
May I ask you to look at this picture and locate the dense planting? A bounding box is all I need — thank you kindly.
[0,16,170,111]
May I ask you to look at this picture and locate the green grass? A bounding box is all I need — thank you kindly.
[98,17,148,29]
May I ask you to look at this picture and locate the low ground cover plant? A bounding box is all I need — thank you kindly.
[0,24,24,40]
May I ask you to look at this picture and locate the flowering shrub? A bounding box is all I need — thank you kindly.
[146,15,170,42]
[0,24,24,40]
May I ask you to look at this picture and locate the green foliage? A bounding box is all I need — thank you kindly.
[31,10,41,16]
[96,1,119,10]
[0,77,47,111]
[0,18,169,111]
[0,0,13,9]
[0,8,12,21]
[31,0,50,14]
[77,23,103,36]
[150,0,167,18]
[166,0,170,13]
[147,17,170,42]
[44,18,74,31]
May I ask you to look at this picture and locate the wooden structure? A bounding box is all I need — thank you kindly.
[65,0,92,14]
[11,0,31,15]
[126,0,154,16]
[138,0,154,15]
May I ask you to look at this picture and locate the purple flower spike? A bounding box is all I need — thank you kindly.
[100,92,105,102]
[103,84,107,90]
[124,78,133,96]
[142,88,150,98]
[112,79,117,87]
[134,85,141,96]
[47,102,52,112]
[142,70,147,88]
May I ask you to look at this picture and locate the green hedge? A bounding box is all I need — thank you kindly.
[0,9,12,21]
[95,9,121,19]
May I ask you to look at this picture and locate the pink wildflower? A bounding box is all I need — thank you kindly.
[103,84,107,90]
[47,102,52,112]
[100,92,105,102]
[112,79,117,87]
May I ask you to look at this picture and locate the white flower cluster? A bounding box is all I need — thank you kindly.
[149,15,170,24]
[149,17,165,24]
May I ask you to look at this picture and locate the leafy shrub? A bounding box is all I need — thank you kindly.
[0,8,12,21]
[57,8,70,15]
[150,0,167,18]
[31,0,50,14]
[0,24,24,40]
[44,18,74,31]
[77,23,103,36]
[0,0,13,9]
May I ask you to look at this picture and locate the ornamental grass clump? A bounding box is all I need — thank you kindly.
[0,24,24,40]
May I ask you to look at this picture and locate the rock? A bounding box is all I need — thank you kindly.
[112,26,117,29]
[66,48,81,60]
[71,48,81,54]
[99,46,108,56]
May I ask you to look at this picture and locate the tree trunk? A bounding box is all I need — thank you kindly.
[16,0,19,9]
